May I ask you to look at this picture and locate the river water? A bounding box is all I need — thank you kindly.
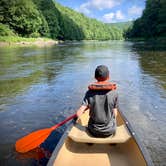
[0,41,165,166]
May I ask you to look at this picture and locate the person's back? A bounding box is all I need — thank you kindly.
[85,89,118,137]
[76,65,119,138]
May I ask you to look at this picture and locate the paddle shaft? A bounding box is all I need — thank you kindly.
[51,114,77,130]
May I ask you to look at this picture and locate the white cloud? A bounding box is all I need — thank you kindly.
[77,0,122,16]
[76,3,91,15]
[102,10,125,23]
[90,0,122,10]
[115,10,125,20]
[128,6,143,16]
[103,13,115,23]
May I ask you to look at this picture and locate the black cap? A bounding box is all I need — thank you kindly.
[95,65,109,81]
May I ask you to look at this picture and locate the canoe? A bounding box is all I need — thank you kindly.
[47,110,153,166]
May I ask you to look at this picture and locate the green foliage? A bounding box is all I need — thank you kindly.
[0,0,49,37]
[55,3,124,40]
[157,0,166,37]
[126,0,166,38]
[108,21,133,31]
[33,0,60,39]
[0,36,37,42]
[0,36,53,43]
[0,0,124,40]
[0,23,15,36]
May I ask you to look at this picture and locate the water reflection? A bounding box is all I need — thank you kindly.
[0,41,165,166]
[132,42,166,90]
[0,45,88,104]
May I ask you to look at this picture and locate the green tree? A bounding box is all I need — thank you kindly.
[0,0,125,40]
[126,0,166,38]
[0,23,15,36]
[33,0,61,39]
[0,0,49,37]
[157,0,166,37]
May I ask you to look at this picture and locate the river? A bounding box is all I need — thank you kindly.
[0,41,165,166]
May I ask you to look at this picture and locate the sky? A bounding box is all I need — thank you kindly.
[56,0,146,23]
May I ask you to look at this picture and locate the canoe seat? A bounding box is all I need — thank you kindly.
[68,124,131,144]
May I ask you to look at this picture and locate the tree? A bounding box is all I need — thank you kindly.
[0,0,49,37]
[126,0,166,38]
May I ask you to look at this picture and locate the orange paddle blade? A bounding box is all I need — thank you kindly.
[15,114,77,153]
[15,128,52,153]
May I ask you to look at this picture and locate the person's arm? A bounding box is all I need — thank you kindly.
[76,105,89,117]
[113,93,119,118]
[113,108,118,118]
[77,90,89,117]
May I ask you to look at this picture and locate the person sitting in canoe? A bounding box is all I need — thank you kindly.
[76,65,119,138]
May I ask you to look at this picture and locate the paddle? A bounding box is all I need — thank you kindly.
[15,114,77,153]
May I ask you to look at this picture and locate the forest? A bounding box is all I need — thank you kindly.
[0,0,165,41]
[126,0,166,39]
[0,0,123,41]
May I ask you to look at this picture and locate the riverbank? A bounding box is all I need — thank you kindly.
[0,36,61,47]
[1,36,165,48]
[126,36,166,43]
[0,37,120,47]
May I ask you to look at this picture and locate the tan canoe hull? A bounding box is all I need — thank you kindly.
[48,110,153,166]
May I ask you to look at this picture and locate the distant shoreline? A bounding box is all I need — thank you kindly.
[0,36,165,48]
[0,37,121,47]
[0,37,61,47]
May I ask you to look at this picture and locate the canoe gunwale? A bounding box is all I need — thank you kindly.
[47,119,77,166]
[118,109,154,166]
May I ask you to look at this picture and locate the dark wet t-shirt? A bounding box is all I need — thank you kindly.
[82,89,119,137]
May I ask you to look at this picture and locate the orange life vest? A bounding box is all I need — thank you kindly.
[88,81,117,90]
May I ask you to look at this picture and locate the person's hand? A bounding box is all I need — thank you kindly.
[76,109,83,117]
[113,108,118,118]
[76,105,88,117]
